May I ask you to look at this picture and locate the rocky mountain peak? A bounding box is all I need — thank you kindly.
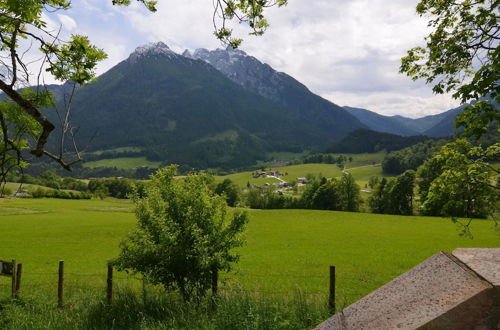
[128,42,178,62]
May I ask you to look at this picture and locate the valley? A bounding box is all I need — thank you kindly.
[1,198,497,306]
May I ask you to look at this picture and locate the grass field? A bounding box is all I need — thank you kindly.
[216,164,344,187]
[216,153,387,188]
[83,157,161,169]
[84,147,142,156]
[0,197,498,308]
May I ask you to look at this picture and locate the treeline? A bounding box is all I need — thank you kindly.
[302,154,352,166]
[382,139,449,174]
[328,129,428,154]
[30,188,91,199]
[20,161,157,180]
[218,136,498,220]
[382,129,499,174]
[245,173,362,211]
[20,171,88,191]
[88,178,141,199]
[9,169,142,200]
[373,139,498,218]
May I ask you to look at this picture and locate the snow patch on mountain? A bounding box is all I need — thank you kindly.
[128,42,179,62]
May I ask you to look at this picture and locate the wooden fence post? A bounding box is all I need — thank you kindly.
[11,259,16,299]
[58,260,64,308]
[107,262,113,306]
[329,265,336,314]
[211,269,218,297]
[15,263,22,299]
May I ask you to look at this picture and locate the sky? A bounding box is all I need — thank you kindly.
[39,0,461,118]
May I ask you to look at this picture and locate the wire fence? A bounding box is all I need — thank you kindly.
[0,270,335,298]
[0,261,372,313]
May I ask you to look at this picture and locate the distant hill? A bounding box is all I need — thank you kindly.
[343,107,420,136]
[421,106,467,137]
[327,129,428,154]
[347,104,472,138]
[390,112,451,134]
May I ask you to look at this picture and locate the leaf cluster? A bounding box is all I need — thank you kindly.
[213,0,288,48]
[401,0,499,137]
[417,138,499,219]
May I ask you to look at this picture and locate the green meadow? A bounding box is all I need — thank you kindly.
[0,198,498,307]
[83,157,161,170]
[216,153,387,188]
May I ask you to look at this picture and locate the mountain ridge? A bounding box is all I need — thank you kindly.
[37,41,474,170]
[44,42,359,169]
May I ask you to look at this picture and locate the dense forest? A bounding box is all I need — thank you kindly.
[328,129,428,153]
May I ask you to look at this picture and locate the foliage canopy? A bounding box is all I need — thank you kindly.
[401,0,499,138]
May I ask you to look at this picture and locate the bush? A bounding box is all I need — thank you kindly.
[116,165,248,299]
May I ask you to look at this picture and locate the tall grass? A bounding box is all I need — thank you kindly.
[0,284,330,330]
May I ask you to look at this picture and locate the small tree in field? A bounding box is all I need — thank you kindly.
[116,165,248,299]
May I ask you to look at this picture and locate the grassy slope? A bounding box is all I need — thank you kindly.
[83,157,161,169]
[216,164,344,187]
[0,198,498,306]
[216,153,387,187]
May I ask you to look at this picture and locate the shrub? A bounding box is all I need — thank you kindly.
[116,165,248,299]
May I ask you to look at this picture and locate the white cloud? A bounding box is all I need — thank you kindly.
[22,1,461,118]
[57,14,78,31]
[112,0,456,117]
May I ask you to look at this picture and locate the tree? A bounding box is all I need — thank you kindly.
[215,178,241,207]
[401,0,499,138]
[369,177,388,214]
[311,179,340,210]
[0,0,287,191]
[388,170,416,216]
[115,166,248,299]
[300,174,327,209]
[369,171,416,216]
[418,139,499,223]
[337,173,361,212]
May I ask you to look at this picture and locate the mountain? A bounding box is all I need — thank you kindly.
[50,42,362,169]
[390,112,450,134]
[390,105,465,136]
[185,47,365,139]
[421,105,466,137]
[327,129,428,154]
[346,103,471,138]
[343,107,420,136]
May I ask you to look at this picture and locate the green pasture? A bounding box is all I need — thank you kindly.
[217,153,387,188]
[0,198,498,307]
[83,157,161,170]
[341,152,385,168]
[85,147,142,156]
[216,164,344,187]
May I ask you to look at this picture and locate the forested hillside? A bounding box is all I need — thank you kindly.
[328,129,428,154]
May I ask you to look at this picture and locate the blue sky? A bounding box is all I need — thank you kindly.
[38,0,460,118]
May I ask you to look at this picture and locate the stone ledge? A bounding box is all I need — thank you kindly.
[315,249,500,330]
